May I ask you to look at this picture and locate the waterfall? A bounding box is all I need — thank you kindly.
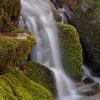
[19,0,80,100]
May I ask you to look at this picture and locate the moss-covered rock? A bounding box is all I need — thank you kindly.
[24,61,56,97]
[0,33,36,73]
[57,23,83,81]
[0,68,54,100]
[71,0,100,76]
[0,0,21,32]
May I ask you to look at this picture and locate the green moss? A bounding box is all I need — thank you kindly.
[0,0,21,32]
[0,79,17,100]
[57,23,83,81]
[25,61,56,97]
[0,69,54,100]
[12,28,30,34]
[0,34,36,73]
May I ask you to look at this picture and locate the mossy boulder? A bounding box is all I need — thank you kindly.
[57,23,83,81]
[0,0,21,32]
[71,0,100,76]
[25,61,56,97]
[0,33,36,73]
[0,68,54,100]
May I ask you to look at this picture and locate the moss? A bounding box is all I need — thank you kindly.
[0,0,21,32]
[25,61,56,97]
[0,78,17,100]
[57,23,83,81]
[0,68,54,100]
[0,34,36,73]
[0,28,32,37]
[12,28,31,34]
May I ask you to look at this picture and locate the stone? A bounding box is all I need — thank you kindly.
[57,23,83,81]
[77,83,99,96]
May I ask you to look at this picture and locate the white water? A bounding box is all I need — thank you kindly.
[83,65,100,85]
[20,0,80,100]
[58,5,72,23]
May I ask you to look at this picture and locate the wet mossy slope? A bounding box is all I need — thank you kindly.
[0,69,54,100]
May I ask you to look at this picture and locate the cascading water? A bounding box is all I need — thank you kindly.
[83,65,100,85]
[19,0,80,100]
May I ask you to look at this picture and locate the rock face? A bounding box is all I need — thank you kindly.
[0,0,21,32]
[71,0,100,76]
[49,1,62,22]
[51,0,77,12]
[57,23,83,81]
[57,0,77,11]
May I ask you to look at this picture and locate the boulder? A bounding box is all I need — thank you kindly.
[25,61,57,97]
[77,83,99,96]
[57,23,83,81]
[82,76,95,84]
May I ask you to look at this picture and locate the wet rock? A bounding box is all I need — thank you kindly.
[82,76,95,84]
[51,0,74,23]
[51,0,77,12]
[82,93,100,100]
[77,83,99,96]
[49,1,62,22]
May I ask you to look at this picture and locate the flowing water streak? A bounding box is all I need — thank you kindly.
[20,0,80,99]
[83,65,100,85]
